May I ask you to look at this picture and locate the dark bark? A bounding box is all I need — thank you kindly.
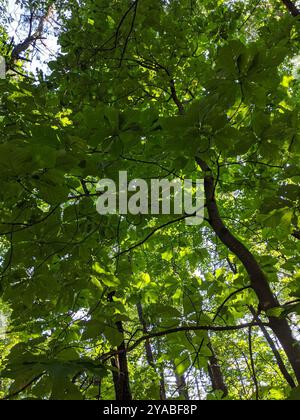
[196,157,300,384]
[248,325,260,400]
[207,342,228,398]
[281,0,300,16]
[249,306,296,388]
[137,302,155,367]
[292,230,300,240]
[111,356,121,399]
[159,368,167,400]
[109,291,132,400]
[112,320,132,400]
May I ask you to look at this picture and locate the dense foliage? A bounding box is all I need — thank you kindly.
[1,0,300,400]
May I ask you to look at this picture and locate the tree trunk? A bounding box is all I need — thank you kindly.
[157,339,167,400]
[249,306,296,388]
[111,320,132,400]
[159,366,167,400]
[137,302,155,367]
[196,157,300,384]
[137,302,167,399]
[207,342,228,398]
[11,4,55,61]
[174,365,189,400]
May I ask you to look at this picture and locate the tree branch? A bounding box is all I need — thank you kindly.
[100,322,269,361]
[213,286,252,322]
[170,79,185,115]
[248,325,260,400]
[2,372,46,400]
[114,213,201,258]
[249,306,296,388]
[11,4,54,61]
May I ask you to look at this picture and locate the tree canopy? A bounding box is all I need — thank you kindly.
[1,0,300,400]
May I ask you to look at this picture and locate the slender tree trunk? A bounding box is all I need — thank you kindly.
[111,356,121,399]
[249,306,296,388]
[95,377,102,401]
[107,287,132,401]
[109,290,131,399]
[159,366,167,400]
[173,364,189,400]
[157,339,167,400]
[233,356,248,399]
[196,157,300,384]
[207,342,228,398]
[111,320,132,400]
[137,302,155,367]
[248,325,260,400]
[137,302,167,399]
